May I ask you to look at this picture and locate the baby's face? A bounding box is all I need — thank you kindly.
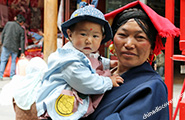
[67,21,104,55]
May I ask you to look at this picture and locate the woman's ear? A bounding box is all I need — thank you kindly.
[150,49,154,55]
[66,29,72,41]
[102,35,105,40]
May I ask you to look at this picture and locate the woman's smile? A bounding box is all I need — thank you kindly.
[121,51,137,57]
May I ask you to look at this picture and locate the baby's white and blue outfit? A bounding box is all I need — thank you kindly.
[36,42,113,120]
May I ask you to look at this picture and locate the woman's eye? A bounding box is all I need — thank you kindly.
[118,33,126,37]
[136,35,147,41]
[138,36,145,39]
[93,35,99,38]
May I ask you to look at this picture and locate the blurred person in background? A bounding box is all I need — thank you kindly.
[0,14,25,80]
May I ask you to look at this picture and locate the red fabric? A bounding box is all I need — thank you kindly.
[0,4,8,27]
[7,3,31,27]
[25,48,43,60]
[104,0,180,64]
[8,0,19,6]
[105,1,180,38]
[8,0,30,6]
[3,56,19,77]
[30,0,38,7]
[0,0,7,5]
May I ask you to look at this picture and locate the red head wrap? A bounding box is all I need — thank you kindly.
[105,0,180,65]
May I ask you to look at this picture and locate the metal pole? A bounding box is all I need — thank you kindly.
[179,0,185,55]
[165,0,174,119]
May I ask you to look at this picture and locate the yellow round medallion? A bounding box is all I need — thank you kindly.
[55,94,75,116]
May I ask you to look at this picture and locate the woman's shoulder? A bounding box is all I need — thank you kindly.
[146,74,166,89]
[122,68,167,97]
[133,76,168,96]
[136,70,166,87]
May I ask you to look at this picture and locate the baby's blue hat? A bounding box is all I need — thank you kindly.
[61,6,113,44]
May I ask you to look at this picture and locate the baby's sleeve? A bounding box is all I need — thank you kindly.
[62,61,113,95]
[101,57,110,70]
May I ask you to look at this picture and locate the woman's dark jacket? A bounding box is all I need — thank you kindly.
[84,62,169,120]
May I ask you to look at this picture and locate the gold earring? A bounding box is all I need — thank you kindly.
[153,54,156,62]
[147,54,156,62]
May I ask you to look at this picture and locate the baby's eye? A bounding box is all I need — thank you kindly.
[80,33,86,36]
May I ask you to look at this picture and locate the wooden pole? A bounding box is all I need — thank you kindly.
[44,0,58,63]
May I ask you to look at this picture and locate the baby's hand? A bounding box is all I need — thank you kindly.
[110,74,124,87]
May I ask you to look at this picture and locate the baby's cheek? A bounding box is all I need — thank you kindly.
[73,42,83,50]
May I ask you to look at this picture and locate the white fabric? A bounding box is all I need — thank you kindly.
[0,57,47,110]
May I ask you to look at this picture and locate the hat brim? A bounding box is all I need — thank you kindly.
[61,15,112,44]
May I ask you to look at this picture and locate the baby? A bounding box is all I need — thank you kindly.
[36,6,123,120]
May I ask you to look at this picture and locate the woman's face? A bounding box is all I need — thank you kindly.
[114,19,152,72]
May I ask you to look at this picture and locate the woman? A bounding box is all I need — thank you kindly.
[82,1,180,120]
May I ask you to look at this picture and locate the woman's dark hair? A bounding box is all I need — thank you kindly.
[111,7,157,49]
[16,14,26,23]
